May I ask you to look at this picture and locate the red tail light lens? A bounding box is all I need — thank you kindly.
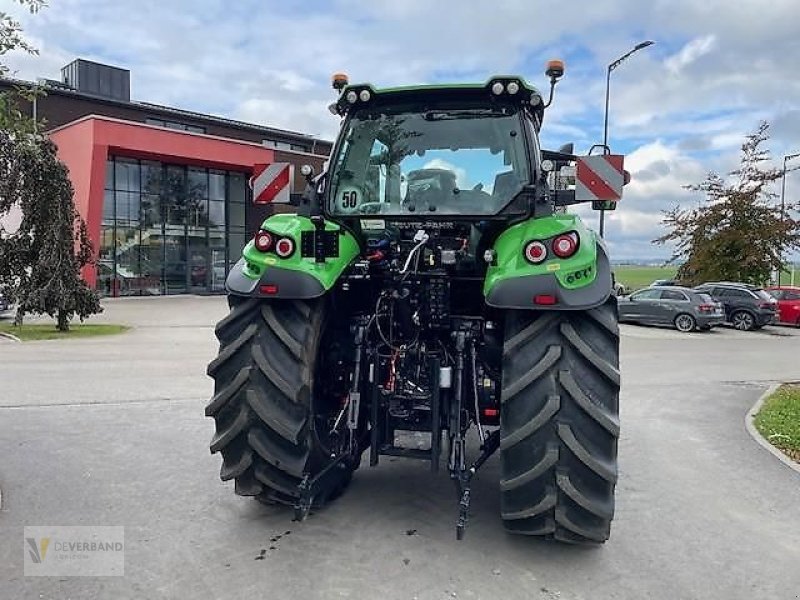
[254,230,273,252]
[697,304,715,313]
[259,284,279,295]
[552,231,579,259]
[534,294,558,305]
[275,237,295,258]
[524,240,547,264]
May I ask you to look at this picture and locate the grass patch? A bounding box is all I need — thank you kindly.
[754,384,800,459]
[0,322,129,341]
[613,265,678,292]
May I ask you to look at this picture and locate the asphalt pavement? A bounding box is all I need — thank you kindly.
[1,297,799,600]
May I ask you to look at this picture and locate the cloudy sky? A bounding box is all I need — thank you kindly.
[5,0,800,260]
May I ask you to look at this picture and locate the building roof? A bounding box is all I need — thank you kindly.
[0,75,331,149]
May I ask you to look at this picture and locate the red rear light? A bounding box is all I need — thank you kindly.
[259,284,279,295]
[254,230,273,252]
[534,294,558,305]
[274,237,295,258]
[552,231,579,259]
[482,408,499,417]
[524,240,547,264]
[698,304,715,313]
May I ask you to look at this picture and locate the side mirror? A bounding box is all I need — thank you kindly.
[557,143,574,155]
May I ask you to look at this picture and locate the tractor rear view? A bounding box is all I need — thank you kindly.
[207,61,625,543]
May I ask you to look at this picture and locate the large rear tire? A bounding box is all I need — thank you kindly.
[500,298,620,544]
[206,295,354,506]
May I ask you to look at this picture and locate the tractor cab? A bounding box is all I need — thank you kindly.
[325,78,544,220]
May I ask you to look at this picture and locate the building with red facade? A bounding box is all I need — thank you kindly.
[1,59,332,296]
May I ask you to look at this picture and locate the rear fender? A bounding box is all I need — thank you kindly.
[484,214,612,310]
[226,213,359,299]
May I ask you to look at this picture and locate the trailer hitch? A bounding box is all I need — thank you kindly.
[293,453,354,522]
[453,429,500,540]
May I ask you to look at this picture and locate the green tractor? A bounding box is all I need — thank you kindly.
[207,61,624,543]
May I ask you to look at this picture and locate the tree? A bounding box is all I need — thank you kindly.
[0,133,102,329]
[1,1,46,134]
[655,122,800,286]
[1,0,100,331]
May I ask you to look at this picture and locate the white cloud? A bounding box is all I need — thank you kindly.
[665,35,716,75]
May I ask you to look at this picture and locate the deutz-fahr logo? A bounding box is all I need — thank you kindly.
[565,265,593,285]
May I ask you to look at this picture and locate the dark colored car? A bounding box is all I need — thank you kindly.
[694,282,778,331]
[766,286,800,327]
[618,286,724,332]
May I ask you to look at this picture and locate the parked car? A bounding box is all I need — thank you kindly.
[618,286,724,332]
[694,282,778,331]
[0,293,9,315]
[766,286,800,327]
[651,278,679,287]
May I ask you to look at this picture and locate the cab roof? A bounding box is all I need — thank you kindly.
[332,76,545,121]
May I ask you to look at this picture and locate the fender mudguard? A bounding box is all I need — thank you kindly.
[483,214,612,310]
[225,214,359,299]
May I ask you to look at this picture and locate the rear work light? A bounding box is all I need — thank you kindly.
[254,230,273,252]
[524,240,547,264]
[274,237,295,258]
[552,231,579,259]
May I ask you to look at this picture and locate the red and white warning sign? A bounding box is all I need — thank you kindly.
[250,163,293,204]
[575,155,625,202]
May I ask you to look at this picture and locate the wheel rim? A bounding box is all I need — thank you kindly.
[733,312,753,330]
[675,315,694,332]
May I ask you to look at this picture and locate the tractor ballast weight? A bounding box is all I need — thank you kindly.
[207,66,625,544]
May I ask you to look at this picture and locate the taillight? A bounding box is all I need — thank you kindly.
[524,240,547,264]
[697,304,715,313]
[274,237,295,258]
[759,302,775,309]
[254,230,273,252]
[534,294,558,305]
[552,231,579,259]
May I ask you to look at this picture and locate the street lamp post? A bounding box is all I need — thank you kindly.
[779,152,800,285]
[599,40,655,238]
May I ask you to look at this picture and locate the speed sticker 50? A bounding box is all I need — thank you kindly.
[338,187,361,213]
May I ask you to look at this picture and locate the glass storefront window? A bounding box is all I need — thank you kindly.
[105,160,114,191]
[209,170,225,201]
[114,159,140,192]
[100,157,248,296]
[228,229,246,259]
[164,166,187,227]
[228,202,244,230]
[208,200,225,228]
[229,173,246,203]
[141,161,162,195]
[115,191,140,225]
[103,189,115,223]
